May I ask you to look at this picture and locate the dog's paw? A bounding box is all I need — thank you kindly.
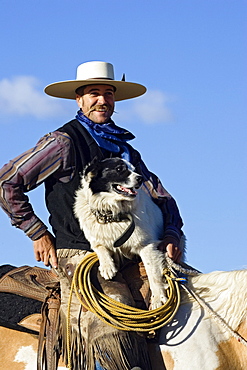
[99,260,117,280]
[151,291,168,310]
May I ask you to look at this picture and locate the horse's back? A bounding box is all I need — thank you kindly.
[157,269,247,370]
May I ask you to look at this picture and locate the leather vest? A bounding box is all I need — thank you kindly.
[45,119,141,250]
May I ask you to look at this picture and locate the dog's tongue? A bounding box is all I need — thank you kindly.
[117,185,137,195]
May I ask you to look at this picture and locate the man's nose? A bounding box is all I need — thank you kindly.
[97,95,106,104]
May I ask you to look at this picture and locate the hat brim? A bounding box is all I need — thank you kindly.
[44,79,146,101]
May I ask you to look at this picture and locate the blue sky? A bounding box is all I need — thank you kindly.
[0,0,246,273]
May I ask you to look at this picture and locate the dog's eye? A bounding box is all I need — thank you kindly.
[116,164,127,173]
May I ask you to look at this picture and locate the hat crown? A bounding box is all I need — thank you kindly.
[76,61,114,81]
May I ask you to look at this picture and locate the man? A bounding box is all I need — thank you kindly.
[0,61,183,369]
[0,61,183,267]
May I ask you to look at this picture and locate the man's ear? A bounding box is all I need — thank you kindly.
[76,94,83,109]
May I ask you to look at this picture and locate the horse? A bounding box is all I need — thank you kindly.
[0,324,66,370]
[1,264,246,370]
[148,268,247,370]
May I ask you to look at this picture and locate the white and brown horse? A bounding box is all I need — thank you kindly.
[0,323,65,370]
[1,267,246,369]
[149,269,247,370]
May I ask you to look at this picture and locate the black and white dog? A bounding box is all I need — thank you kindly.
[74,157,168,308]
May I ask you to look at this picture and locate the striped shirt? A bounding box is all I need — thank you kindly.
[0,130,183,243]
[0,131,75,240]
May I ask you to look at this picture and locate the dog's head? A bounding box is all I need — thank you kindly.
[82,157,143,200]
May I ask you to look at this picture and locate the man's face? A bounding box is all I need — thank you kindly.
[76,84,115,124]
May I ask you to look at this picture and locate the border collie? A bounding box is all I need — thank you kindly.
[74,157,168,308]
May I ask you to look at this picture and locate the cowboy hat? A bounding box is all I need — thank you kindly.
[44,61,147,101]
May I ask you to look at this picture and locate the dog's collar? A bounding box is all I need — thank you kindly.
[91,209,129,224]
[90,209,135,248]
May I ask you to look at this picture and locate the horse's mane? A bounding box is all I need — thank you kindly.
[183,269,247,330]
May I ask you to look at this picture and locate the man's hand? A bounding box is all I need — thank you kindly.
[33,230,58,269]
[158,241,182,263]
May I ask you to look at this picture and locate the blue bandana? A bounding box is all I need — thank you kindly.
[75,110,135,161]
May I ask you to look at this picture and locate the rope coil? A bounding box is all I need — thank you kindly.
[69,252,182,332]
[66,253,182,368]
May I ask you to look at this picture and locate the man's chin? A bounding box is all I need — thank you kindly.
[89,112,111,124]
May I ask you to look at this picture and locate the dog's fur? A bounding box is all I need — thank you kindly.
[74,157,169,308]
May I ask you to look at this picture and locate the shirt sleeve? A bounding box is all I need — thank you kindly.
[0,131,74,240]
[140,160,183,246]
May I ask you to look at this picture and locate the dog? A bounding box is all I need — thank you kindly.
[74,157,169,308]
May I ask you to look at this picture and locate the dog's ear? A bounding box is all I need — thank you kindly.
[84,157,100,180]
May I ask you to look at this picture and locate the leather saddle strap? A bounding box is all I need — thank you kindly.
[37,299,47,370]
[37,287,61,370]
[45,296,61,369]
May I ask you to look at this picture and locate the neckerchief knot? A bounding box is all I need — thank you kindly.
[76,111,135,161]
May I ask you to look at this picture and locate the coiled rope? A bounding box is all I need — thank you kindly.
[66,252,184,368]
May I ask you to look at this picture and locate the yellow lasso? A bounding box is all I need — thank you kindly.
[67,252,182,368]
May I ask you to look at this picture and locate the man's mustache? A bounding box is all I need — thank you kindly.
[85,104,109,115]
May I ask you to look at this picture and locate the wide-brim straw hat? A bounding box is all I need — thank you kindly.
[44,61,147,101]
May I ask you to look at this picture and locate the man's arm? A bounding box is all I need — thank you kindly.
[139,161,184,262]
[0,131,74,267]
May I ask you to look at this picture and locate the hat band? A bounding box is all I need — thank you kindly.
[84,77,114,80]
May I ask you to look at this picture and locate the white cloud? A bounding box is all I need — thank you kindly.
[115,89,175,125]
[132,90,174,124]
[0,76,68,118]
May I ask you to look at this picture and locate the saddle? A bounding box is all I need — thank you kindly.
[0,265,59,302]
[0,265,61,370]
[0,262,151,370]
